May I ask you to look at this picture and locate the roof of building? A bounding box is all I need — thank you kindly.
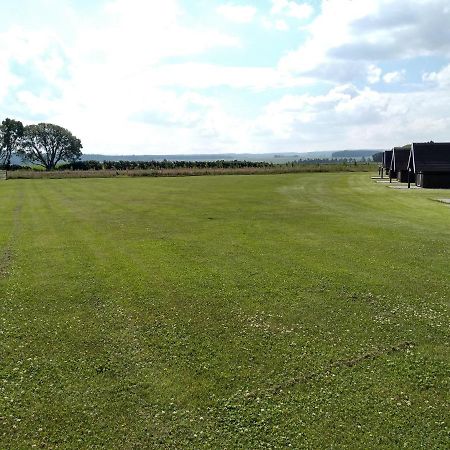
[408,142,450,173]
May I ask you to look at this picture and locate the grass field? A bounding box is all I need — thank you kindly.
[1,173,449,448]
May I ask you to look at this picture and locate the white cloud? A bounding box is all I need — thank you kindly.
[383,70,405,84]
[367,64,382,84]
[147,63,312,90]
[275,19,290,31]
[271,0,314,20]
[0,61,21,102]
[278,0,378,76]
[253,81,450,151]
[0,27,68,104]
[279,0,450,84]
[217,3,257,23]
[261,17,290,31]
[262,1,312,34]
[96,0,239,65]
[0,0,247,154]
[423,64,450,86]
[334,0,450,60]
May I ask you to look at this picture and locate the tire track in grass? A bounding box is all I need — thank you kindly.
[194,341,418,445]
[141,340,417,446]
[243,340,415,400]
[0,247,13,278]
[0,190,24,279]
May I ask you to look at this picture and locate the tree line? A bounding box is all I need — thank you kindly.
[0,118,82,170]
[57,159,275,171]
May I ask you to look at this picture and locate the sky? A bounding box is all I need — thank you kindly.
[1,0,450,155]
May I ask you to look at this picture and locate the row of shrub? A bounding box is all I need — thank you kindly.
[293,158,366,164]
[57,159,366,171]
[56,159,275,171]
[2,158,373,172]
[0,164,31,171]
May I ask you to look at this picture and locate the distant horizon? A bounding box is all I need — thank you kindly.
[82,148,384,157]
[10,148,382,167]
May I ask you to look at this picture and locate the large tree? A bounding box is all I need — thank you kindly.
[0,118,24,169]
[19,123,82,170]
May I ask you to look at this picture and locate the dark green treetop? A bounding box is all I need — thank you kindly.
[18,123,83,170]
[0,118,24,168]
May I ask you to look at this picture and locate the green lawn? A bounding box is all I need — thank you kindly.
[1,173,449,448]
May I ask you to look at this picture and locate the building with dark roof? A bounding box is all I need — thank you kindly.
[390,145,414,183]
[407,142,450,188]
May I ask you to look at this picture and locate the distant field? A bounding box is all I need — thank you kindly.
[1,173,449,448]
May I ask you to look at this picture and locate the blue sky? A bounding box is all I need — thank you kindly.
[1,0,450,155]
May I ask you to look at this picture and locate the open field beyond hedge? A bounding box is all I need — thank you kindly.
[1,173,449,448]
[6,162,375,179]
